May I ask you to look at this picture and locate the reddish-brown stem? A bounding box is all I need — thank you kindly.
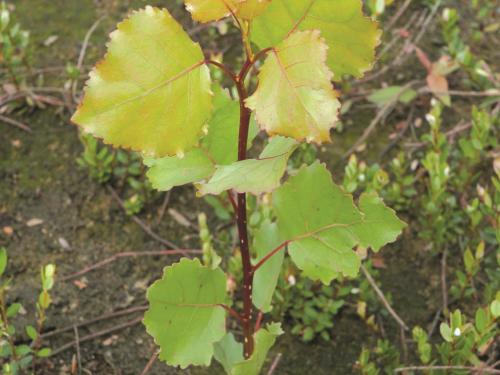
[254,311,263,331]
[252,240,291,274]
[219,304,246,323]
[236,76,254,358]
[206,60,238,85]
[206,49,272,359]
[227,190,238,213]
[239,47,272,85]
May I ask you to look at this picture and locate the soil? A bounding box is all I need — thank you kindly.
[0,1,471,374]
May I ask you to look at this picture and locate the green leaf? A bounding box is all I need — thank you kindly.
[36,348,51,358]
[251,0,381,79]
[72,7,212,158]
[475,308,488,333]
[236,0,272,19]
[15,345,31,357]
[440,322,452,342]
[451,310,462,330]
[198,136,297,196]
[490,300,500,318]
[144,88,259,191]
[273,162,404,284]
[144,258,227,368]
[202,87,258,166]
[367,86,417,106]
[252,221,285,313]
[214,333,244,374]
[246,31,340,144]
[6,303,22,318]
[0,247,7,276]
[144,149,215,191]
[231,323,283,375]
[352,192,406,252]
[25,325,38,341]
[184,0,238,22]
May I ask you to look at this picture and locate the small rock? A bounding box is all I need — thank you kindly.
[73,278,88,290]
[168,208,192,228]
[43,35,59,47]
[102,335,119,347]
[58,237,71,250]
[26,218,44,227]
[133,278,149,291]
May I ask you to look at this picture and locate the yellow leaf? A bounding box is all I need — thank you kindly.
[236,0,272,20]
[184,0,239,22]
[72,7,212,157]
[246,30,340,143]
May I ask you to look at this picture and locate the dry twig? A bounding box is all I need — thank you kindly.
[361,265,409,331]
[51,317,143,357]
[73,325,82,375]
[41,305,147,339]
[107,185,179,249]
[0,114,32,133]
[72,17,105,102]
[140,351,160,375]
[394,365,500,374]
[266,353,283,375]
[60,249,201,281]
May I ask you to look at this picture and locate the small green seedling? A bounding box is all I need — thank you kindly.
[0,2,31,87]
[72,1,405,373]
[0,248,55,375]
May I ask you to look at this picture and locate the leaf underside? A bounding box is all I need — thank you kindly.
[252,221,285,313]
[273,162,406,284]
[214,333,244,374]
[72,7,212,158]
[251,0,381,79]
[246,30,340,144]
[143,258,227,368]
[231,323,283,375]
[144,149,215,191]
[197,136,298,196]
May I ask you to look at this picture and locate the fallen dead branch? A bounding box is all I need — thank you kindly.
[60,249,201,281]
[72,17,105,102]
[266,353,283,375]
[361,265,409,331]
[394,365,500,374]
[140,351,160,375]
[0,114,32,133]
[41,305,147,340]
[107,185,180,249]
[340,80,422,162]
[50,316,143,357]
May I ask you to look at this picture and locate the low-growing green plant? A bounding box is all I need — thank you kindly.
[440,4,497,91]
[0,248,55,375]
[71,1,406,373]
[357,296,500,374]
[268,258,385,343]
[0,2,30,87]
[77,133,156,216]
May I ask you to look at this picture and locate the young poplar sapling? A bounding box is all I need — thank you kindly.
[72,1,406,373]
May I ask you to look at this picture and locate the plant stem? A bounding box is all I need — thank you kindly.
[207,48,272,359]
[252,240,291,274]
[236,58,254,359]
[0,292,19,364]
